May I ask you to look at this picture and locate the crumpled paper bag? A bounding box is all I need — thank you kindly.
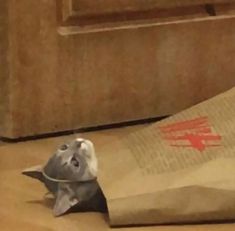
[97,87,235,226]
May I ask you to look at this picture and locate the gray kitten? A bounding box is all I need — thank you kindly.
[22,138,107,216]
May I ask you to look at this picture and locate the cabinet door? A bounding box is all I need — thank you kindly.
[2,0,235,138]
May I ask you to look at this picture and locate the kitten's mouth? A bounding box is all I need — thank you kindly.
[76,138,85,145]
[76,140,84,148]
[71,156,80,167]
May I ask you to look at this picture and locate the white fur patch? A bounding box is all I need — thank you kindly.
[83,140,98,178]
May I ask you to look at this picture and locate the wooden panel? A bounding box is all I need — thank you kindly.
[215,3,235,15]
[70,0,235,16]
[0,1,11,136]
[1,0,235,138]
[59,0,235,33]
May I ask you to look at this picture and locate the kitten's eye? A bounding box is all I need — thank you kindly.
[71,156,80,167]
[60,144,68,151]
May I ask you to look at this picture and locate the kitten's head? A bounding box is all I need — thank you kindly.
[23,138,97,184]
[22,138,99,216]
[44,138,98,182]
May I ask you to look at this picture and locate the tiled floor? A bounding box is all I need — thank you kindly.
[0,125,234,231]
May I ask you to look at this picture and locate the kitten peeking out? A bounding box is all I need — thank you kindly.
[22,138,107,216]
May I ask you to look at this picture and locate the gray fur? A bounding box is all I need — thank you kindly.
[22,138,107,216]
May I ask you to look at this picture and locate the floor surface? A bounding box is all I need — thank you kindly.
[0,125,234,231]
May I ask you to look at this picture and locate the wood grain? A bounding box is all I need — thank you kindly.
[70,0,235,16]
[0,1,11,135]
[1,0,235,138]
[60,0,235,31]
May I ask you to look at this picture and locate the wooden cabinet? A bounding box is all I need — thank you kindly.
[1,0,235,138]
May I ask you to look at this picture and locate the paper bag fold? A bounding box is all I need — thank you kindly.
[97,87,235,226]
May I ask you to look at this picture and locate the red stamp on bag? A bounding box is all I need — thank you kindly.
[159,116,221,152]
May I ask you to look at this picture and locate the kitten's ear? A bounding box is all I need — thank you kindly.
[53,184,79,217]
[22,165,44,182]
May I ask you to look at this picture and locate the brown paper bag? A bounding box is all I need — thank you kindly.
[97,87,235,226]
